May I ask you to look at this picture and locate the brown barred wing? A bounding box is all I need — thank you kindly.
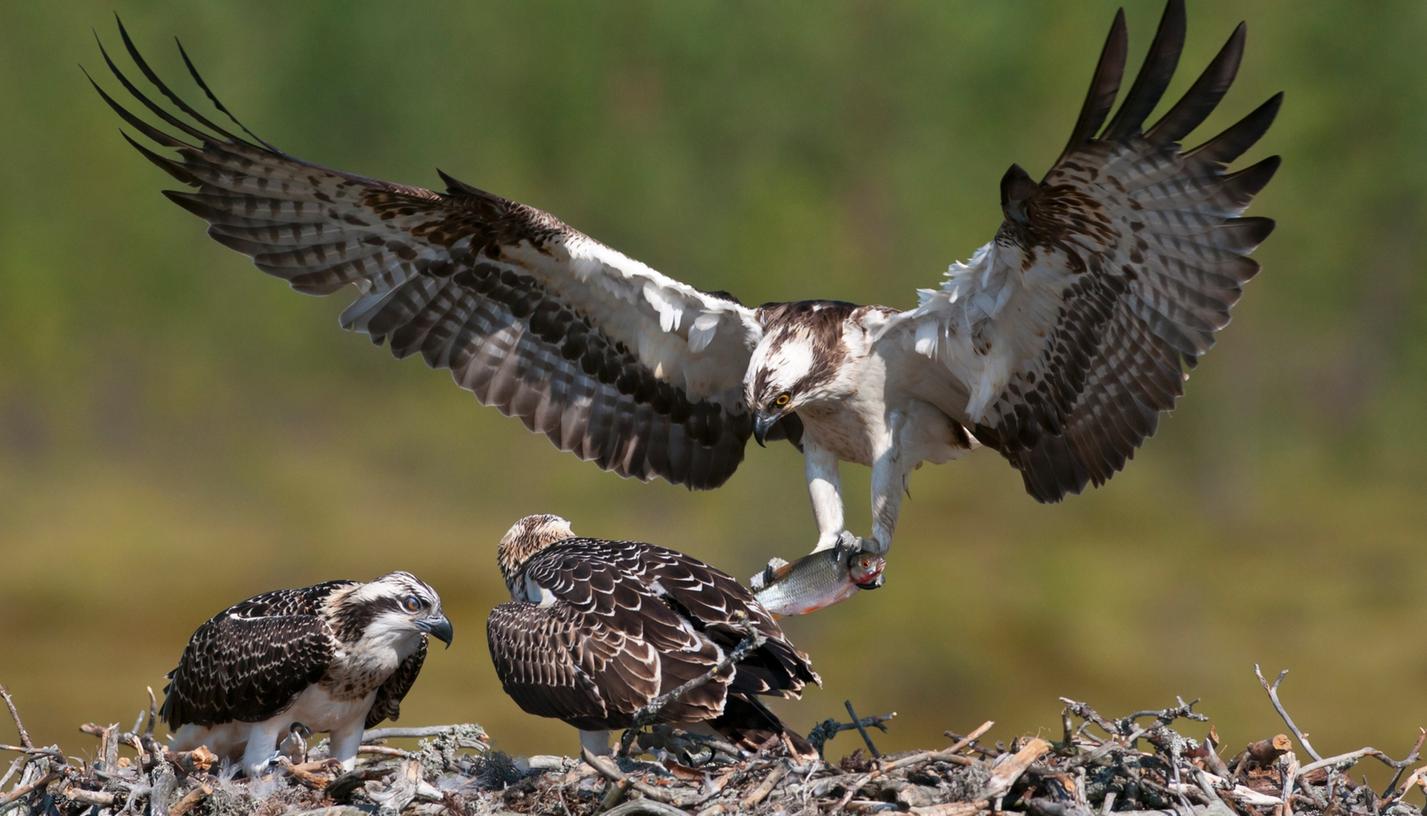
[486,603,616,730]
[516,544,734,725]
[885,0,1279,502]
[160,582,350,730]
[486,598,728,731]
[614,542,819,697]
[90,21,766,490]
[161,615,332,730]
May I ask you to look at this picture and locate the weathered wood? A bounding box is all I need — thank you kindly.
[4,687,1422,816]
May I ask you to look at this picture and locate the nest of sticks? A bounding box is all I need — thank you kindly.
[3,666,1426,816]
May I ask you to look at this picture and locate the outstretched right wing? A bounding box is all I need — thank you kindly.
[91,21,769,490]
[878,0,1280,501]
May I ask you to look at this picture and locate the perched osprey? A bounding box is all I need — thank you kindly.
[486,515,819,757]
[94,0,1278,575]
[162,571,453,776]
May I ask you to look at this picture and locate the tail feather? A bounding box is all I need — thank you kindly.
[710,695,816,760]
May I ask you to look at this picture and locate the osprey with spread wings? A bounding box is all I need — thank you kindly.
[93,0,1278,579]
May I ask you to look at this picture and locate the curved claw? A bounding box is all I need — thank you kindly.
[833,530,862,555]
[749,556,791,591]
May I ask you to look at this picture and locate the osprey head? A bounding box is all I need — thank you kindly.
[498,514,576,595]
[746,302,852,445]
[336,571,453,649]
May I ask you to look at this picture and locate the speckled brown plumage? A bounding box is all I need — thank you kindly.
[487,535,817,751]
[962,1,1279,500]
[161,578,430,731]
[890,0,1278,502]
[161,582,349,730]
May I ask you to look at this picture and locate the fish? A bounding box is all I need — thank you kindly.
[753,546,885,617]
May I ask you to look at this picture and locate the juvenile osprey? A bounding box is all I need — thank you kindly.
[486,515,819,757]
[94,0,1278,574]
[162,571,453,776]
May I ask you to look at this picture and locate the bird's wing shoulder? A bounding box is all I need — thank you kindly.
[878,0,1279,502]
[91,22,763,490]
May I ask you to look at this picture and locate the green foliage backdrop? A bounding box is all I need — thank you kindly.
[2,2,1425,758]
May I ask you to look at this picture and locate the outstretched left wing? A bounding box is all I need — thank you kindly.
[90,21,770,490]
[879,0,1280,502]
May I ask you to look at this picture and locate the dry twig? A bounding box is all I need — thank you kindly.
[0,688,31,750]
[739,761,787,809]
[807,709,896,757]
[1384,727,1427,797]
[1254,664,1324,762]
[843,699,882,759]
[583,747,706,810]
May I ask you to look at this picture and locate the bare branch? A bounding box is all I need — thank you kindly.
[1295,746,1407,779]
[0,769,57,807]
[1059,697,1121,738]
[603,799,693,816]
[583,747,706,809]
[739,762,788,809]
[842,699,882,759]
[363,724,488,744]
[144,687,159,738]
[1254,664,1324,762]
[883,720,996,773]
[977,737,1052,800]
[0,687,31,750]
[830,720,995,813]
[1384,727,1427,797]
[807,710,897,756]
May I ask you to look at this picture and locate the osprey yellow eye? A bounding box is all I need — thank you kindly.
[402,595,424,613]
[774,393,791,408]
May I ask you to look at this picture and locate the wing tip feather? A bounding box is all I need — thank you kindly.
[1103,0,1187,141]
[1061,6,1129,157]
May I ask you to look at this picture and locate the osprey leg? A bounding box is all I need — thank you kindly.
[241,719,287,777]
[329,719,365,771]
[866,420,909,555]
[579,729,613,757]
[804,441,846,552]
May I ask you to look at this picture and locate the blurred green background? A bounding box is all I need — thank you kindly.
[3,2,1426,764]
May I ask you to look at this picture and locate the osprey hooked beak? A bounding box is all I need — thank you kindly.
[416,613,455,648]
[753,409,787,447]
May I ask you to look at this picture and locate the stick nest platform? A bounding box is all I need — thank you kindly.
[2,667,1425,815]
